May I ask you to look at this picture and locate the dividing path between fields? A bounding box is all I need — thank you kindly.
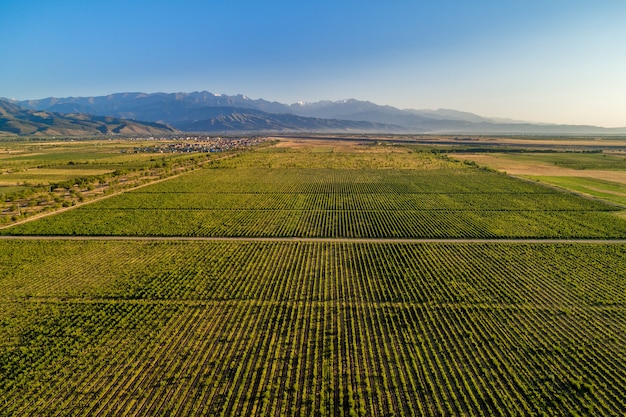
[2,235,626,244]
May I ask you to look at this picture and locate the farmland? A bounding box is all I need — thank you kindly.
[1,239,625,416]
[0,136,266,225]
[4,143,626,238]
[1,138,625,416]
[451,150,626,208]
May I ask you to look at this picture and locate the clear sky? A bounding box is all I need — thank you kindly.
[1,0,625,127]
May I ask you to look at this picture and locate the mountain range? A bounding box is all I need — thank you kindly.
[4,91,626,135]
[0,98,176,136]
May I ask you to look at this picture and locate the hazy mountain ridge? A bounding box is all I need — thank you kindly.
[18,92,292,123]
[0,99,178,136]
[11,92,626,134]
[174,108,406,133]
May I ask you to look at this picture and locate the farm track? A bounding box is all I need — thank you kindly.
[2,235,626,244]
[2,296,623,312]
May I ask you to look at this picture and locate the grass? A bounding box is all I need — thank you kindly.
[0,168,115,186]
[503,152,626,171]
[530,176,626,206]
[452,151,626,208]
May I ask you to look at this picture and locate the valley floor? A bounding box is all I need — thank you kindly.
[1,138,624,416]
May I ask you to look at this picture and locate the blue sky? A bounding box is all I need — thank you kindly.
[1,0,625,126]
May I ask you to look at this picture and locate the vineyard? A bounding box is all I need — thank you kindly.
[1,141,625,416]
[0,136,266,225]
[0,240,625,416]
[4,146,626,238]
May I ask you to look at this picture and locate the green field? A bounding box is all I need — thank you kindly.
[1,140,625,416]
[4,146,626,238]
[0,140,171,189]
[450,150,626,209]
[531,176,626,207]
[494,152,626,171]
[0,137,266,226]
[1,240,625,416]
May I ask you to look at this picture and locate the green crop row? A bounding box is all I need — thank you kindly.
[4,240,624,306]
[5,207,626,238]
[137,166,554,195]
[0,240,624,416]
[89,189,611,212]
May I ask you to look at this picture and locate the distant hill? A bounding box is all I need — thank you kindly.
[174,107,405,133]
[0,99,178,136]
[14,92,626,134]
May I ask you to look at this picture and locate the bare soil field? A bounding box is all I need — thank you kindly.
[454,153,626,181]
[453,153,626,208]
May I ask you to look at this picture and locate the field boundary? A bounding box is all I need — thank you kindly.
[2,235,626,244]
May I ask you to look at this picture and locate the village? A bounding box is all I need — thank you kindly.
[127,135,268,154]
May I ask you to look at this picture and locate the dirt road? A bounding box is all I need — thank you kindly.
[1,235,625,244]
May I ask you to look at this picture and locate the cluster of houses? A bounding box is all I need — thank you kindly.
[126,136,267,154]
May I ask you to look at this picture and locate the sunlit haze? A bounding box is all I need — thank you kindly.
[2,0,625,127]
